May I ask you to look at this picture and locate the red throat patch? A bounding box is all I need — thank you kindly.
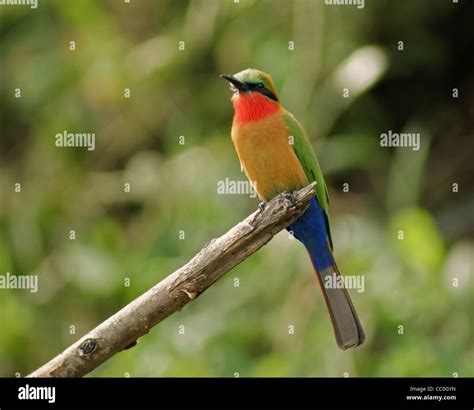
[232,92,280,124]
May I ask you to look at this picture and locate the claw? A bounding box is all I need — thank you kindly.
[258,201,267,211]
[289,191,299,206]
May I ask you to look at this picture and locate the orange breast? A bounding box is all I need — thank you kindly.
[231,111,309,201]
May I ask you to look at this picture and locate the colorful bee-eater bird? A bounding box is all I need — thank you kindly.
[222,68,365,349]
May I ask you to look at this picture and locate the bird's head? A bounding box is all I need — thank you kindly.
[221,68,279,102]
[221,68,280,122]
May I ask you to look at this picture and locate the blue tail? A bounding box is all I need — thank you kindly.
[288,197,365,349]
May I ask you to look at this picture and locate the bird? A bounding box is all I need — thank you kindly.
[221,68,365,349]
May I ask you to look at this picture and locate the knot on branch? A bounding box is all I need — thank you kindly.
[182,288,198,300]
[77,338,99,358]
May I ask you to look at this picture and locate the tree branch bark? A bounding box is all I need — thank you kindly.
[28,183,316,378]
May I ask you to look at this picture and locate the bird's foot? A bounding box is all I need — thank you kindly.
[289,191,299,206]
[258,201,267,211]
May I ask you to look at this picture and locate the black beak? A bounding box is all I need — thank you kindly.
[220,74,248,91]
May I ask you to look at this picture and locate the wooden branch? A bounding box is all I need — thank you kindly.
[28,182,316,378]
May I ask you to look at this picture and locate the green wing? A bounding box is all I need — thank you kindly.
[283,111,333,248]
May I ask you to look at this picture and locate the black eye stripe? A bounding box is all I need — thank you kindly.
[259,88,279,102]
[245,82,279,102]
[247,82,263,91]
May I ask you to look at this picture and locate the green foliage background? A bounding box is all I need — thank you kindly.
[0,0,473,377]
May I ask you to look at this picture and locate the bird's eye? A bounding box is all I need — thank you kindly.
[257,81,265,89]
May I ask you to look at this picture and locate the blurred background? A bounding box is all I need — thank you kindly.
[0,0,473,377]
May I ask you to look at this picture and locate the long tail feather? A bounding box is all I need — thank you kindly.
[289,197,365,349]
[311,259,365,349]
